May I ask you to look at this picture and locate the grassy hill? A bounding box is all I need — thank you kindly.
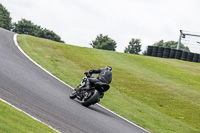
[17,34,200,133]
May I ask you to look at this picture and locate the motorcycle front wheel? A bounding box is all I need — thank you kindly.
[82,90,100,107]
[69,90,77,99]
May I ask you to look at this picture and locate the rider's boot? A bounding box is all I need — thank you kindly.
[99,92,104,98]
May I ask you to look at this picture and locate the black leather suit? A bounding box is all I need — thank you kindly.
[88,68,112,87]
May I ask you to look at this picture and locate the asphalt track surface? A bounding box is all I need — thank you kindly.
[0,28,149,133]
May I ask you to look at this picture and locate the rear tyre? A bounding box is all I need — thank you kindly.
[82,90,100,107]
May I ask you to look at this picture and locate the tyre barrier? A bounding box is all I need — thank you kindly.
[175,50,182,60]
[193,53,199,62]
[181,51,188,61]
[163,48,171,58]
[157,47,164,57]
[169,49,176,58]
[146,46,200,63]
[152,46,159,57]
[186,53,194,62]
[147,46,153,56]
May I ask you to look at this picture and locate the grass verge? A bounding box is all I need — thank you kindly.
[0,100,57,133]
[17,34,200,133]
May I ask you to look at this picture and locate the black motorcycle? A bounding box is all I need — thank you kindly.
[69,72,110,107]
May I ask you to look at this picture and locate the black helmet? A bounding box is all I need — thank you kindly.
[105,66,112,71]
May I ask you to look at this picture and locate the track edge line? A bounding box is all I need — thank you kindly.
[0,98,60,133]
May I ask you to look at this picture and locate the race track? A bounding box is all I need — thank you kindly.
[0,28,149,133]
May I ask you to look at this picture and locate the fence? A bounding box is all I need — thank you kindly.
[147,46,200,63]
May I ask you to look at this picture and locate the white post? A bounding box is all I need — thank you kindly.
[177,30,182,50]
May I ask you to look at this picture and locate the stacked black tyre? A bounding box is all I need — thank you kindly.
[157,47,164,57]
[186,53,194,62]
[147,46,153,56]
[152,46,158,57]
[181,51,188,61]
[175,50,182,60]
[163,48,171,58]
[193,53,199,62]
[146,46,200,63]
[169,49,176,58]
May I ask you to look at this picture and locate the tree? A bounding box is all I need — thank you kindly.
[90,34,117,51]
[39,28,64,42]
[13,19,64,43]
[124,38,142,54]
[13,19,41,35]
[153,40,190,52]
[0,3,12,30]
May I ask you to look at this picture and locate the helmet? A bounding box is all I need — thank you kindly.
[105,66,112,71]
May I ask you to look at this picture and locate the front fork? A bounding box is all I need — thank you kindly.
[76,88,90,100]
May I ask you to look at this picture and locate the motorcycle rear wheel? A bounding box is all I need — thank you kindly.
[82,90,100,107]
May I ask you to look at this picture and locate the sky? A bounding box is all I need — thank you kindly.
[1,0,200,53]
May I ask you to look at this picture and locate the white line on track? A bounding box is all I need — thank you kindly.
[0,97,60,133]
[9,34,150,133]
[0,34,60,133]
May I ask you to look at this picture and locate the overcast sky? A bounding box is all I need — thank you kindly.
[1,0,200,52]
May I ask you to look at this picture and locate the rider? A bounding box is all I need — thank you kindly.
[75,66,112,96]
[88,66,112,87]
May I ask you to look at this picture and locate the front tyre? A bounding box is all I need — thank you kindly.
[82,90,100,107]
[69,90,77,99]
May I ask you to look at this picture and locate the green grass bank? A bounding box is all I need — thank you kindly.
[0,100,57,133]
[17,34,200,133]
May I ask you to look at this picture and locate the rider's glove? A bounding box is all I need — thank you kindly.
[84,72,89,75]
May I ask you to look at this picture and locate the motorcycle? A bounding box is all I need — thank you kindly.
[69,72,110,107]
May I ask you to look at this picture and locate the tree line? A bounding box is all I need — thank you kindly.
[12,19,64,43]
[0,3,190,54]
[0,3,64,43]
[0,3,12,30]
[90,34,190,54]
